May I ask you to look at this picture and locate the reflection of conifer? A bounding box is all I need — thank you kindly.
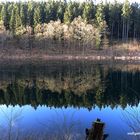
[0,64,140,109]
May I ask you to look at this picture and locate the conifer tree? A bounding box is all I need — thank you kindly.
[82,1,94,22]
[10,7,16,34]
[28,1,35,34]
[64,2,73,24]
[122,0,131,40]
[95,1,105,31]
[15,6,22,29]
[20,4,28,28]
[34,6,41,27]
[1,4,10,30]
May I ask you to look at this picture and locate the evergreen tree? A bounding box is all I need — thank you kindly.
[10,7,16,34]
[20,4,28,28]
[1,3,10,30]
[122,0,131,40]
[109,1,117,39]
[10,5,22,35]
[34,6,41,27]
[28,1,35,34]
[64,2,73,24]
[0,4,3,21]
[40,3,46,24]
[15,5,22,29]
[82,1,95,22]
[47,0,58,21]
[57,2,65,22]
[130,2,140,39]
[95,2,105,31]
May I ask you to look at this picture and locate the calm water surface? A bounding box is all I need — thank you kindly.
[0,60,140,140]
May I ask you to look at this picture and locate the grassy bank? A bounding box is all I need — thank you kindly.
[0,40,140,61]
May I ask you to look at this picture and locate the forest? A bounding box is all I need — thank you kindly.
[0,0,140,49]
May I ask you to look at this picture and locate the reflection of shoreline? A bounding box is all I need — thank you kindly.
[0,62,140,109]
[1,54,140,62]
[1,60,140,73]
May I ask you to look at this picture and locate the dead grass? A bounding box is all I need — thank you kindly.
[0,38,140,61]
[112,40,140,52]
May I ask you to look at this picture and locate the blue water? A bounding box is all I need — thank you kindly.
[0,104,139,140]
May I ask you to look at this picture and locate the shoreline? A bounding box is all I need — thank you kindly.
[1,54,140,62]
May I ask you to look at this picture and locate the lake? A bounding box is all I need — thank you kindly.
[0,60,140,140]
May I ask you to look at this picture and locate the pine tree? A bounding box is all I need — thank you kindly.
[10,7,16,34]
[10,5,22,35]
[109,1,117,39]
[82,1,94,22]
[130,2,140,39]
[46,0,58,21]
[28,1,35,34]
[1,4,10,30]
[57,2,65,22]
[64,3,73,24]
[40,3,46,24]
[15,5,22,29]
[95,2,105,31]
[122,0,131,40]
[0,4,2,21]
[95,2,106,48]
[34,6,41,27]
[20,4,28,28]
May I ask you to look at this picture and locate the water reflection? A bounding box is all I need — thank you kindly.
[0,105,84,140]
[122,107,140,140]
[0,61,140,109]
[0,61,140,140]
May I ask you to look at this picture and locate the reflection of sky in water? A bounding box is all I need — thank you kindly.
[0,104,140,140]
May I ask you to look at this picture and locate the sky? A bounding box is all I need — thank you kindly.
[0,0,140,3]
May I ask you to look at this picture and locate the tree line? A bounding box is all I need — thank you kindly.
[0,0,140,44]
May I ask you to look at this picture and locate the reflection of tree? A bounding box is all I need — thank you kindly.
[120,95,127,109]
[95,85,105,109]
[0,89,5,103]
[0,62,140,109]
[104,70,140,109]
[7,84,16,104]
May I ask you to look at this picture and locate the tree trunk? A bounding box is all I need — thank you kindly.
[133,23,135,39]
[117,22,120,40]
[122,19,124,40]
[111,22,114,40]
[125,21,127,40]
[126,20,129,40]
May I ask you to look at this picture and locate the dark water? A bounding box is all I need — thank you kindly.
[0,60,140,140]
